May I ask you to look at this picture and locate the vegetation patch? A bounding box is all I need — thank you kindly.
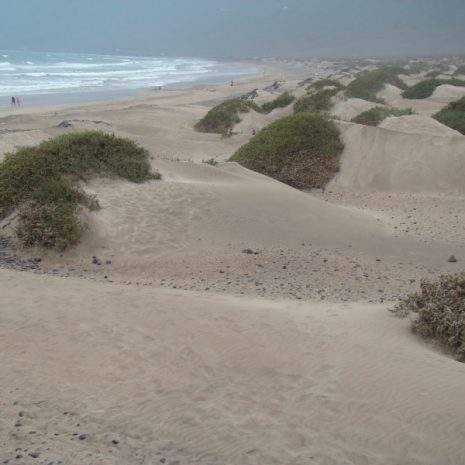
[308,79,345,91]
[294,88,338,113]
[453,64,465,76]
[229,113,344,189]
[433,96,465,135]
[424,70,441,79]
[402,78,465,99]
[0,131,158,250]
[390,273,465,362]
[351,106,414,126]
[344,68,407,102]
[194,99,260,135]
[261,92,295,114]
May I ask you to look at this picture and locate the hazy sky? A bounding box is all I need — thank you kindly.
[2,0,465,58]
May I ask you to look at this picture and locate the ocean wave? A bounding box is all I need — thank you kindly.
[0,50,255,96]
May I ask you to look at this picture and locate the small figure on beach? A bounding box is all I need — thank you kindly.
[16,97,20,108]
[11,96,16,107]
[230,80,234,86]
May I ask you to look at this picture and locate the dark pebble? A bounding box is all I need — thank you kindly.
[111,439,119,445]
[160,459,166,464]
[448,255,458,263]
[78,434,88,440]
[29,452,40,459]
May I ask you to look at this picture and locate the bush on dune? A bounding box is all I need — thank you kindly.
[433,96,465,135]
[0,131,159,250]
[402,78,465,99]
[294,88,338,114]
[344,68,407,103]
[391,273,465,362]
[453,64,465,76]
[308,79,345,91]
[351,106,414,126]
[229,113,344,189]
[261,92,295,114]
[194,99,260,135]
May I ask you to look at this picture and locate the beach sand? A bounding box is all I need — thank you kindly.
[1,61,465,464]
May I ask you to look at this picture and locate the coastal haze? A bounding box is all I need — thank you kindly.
[1,2,465,465]
[2,0,465,58]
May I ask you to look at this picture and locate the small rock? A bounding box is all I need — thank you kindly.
[78,434,88,440]
[160,459,166,464]
[242,249,254,255]
[448,255,458,263]
[111,439,119,445]
[29,452,40,459]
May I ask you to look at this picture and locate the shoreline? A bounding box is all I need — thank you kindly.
[0,60,262,109]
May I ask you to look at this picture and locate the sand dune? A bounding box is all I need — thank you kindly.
[377,84,446,115]
[331,96,378,121]
[379,114,463,136]
[1,268,465,465]
[431,84,465,102]
[331,122,465,193]
[1,62,465,465]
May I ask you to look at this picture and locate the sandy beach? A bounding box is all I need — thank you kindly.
[1,60,465,464]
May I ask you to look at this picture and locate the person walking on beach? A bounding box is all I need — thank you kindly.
[16,97,20,108]
[11,96,16,108]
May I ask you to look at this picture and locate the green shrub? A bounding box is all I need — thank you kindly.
[194,99,260,134]
[0,131,158,250]
[294,88,338,113]
[433,96,465,135]
[16,201,86,251]
[402,79,442,99]
[351,106,414,126]
[425,70,441,79]
[230,113,344,189]
[345,68,407,102]
[453,64,465,76]
[402,78,465,99]
[202,158,219,166]
[390,273,465,362]
[308,79,345,91]
[261,92,295,114]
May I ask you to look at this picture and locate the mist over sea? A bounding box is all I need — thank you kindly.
[0,50,256,105]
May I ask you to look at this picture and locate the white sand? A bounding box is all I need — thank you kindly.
[1,269,465,465]
[331,121,465,194]
[1,61,465,464]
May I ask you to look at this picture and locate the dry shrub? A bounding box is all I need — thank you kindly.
[391,273,465,361]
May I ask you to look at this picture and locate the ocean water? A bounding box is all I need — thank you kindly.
[0,50,256,103]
